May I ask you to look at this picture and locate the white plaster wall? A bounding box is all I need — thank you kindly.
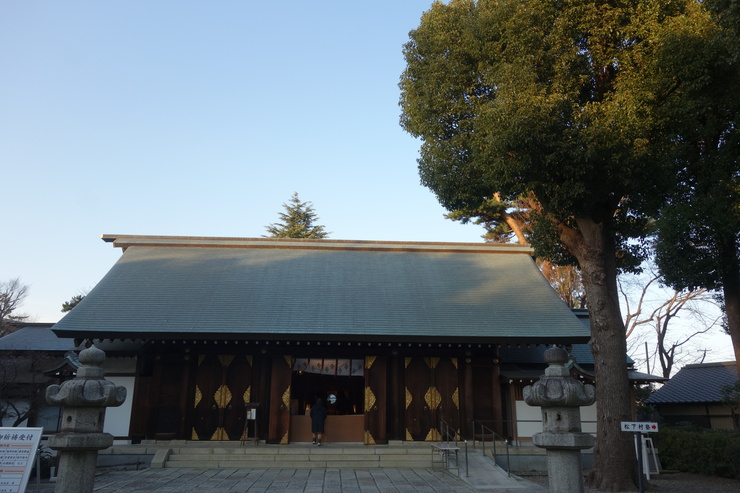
[515,400,542,439]
[102,376,135,438]
[581,402,597,434]
[514,400,598,438]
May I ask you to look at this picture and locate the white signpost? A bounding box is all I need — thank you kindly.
[620,421,659,433]
[0,427,44,493]
[621,422,659,493]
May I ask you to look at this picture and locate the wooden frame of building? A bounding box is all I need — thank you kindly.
[51,235,593,444]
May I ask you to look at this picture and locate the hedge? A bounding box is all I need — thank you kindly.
[658,426,740,479]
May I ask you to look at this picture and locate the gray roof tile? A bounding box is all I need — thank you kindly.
[0,325,77,351]
[53,236,591,343]
[645,362,739,404]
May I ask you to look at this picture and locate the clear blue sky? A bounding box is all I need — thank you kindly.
[1,2,734,369]
[2,1,486,322]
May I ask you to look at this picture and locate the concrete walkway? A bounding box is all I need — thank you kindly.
[25,449,546,492]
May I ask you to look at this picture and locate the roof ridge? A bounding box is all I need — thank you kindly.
[683,361,737,369]
[100,234,535,255]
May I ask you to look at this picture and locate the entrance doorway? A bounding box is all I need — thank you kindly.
[289,358,365,442]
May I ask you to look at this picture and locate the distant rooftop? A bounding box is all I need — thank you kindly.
[0,324,76,352]
[646,362,739,404]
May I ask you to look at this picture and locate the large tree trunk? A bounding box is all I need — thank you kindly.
[720,236,740,377]
[560,217,636,492]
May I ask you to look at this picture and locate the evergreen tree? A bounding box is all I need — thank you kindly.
[650,0,740,375]
[264,193,329,239]
[398,1,714,488]
[62,294,85,312]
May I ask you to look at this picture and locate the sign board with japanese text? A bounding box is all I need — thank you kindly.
[0,427,43,493]
[620,422,659,433]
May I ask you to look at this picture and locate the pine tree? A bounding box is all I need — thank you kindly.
[264,193,329,239]
[62,294,85,312]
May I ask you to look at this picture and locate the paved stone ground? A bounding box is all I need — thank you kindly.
[27,467,740,492]
[524,471,740,493]
[24,447,543,492]
[25,467,532,493]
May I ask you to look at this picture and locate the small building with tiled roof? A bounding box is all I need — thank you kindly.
[49,234,598,444]
[0,323,137,436]
[645,362,739,430]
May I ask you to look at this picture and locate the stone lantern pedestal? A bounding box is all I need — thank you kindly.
[46,345,127,493]
[524,347,595,493]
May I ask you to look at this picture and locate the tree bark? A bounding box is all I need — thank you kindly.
[720,236,740,377]
[559,217,637,491]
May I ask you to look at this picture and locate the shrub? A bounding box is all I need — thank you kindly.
[658,427,740,479]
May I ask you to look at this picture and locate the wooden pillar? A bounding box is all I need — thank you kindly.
[463,358,474,439]
[267,355,293,444]
[388,353,404,440]
[491,358,504,437]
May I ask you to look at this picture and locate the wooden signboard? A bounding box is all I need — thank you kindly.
[0,427,43,493]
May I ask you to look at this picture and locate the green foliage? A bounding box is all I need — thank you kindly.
[399,0,671,269]
[651,0,740,289]
[634,384,657,420]
[398,3,728,487]
[444,196,515,243]
[650,0,740,363]
[720,380,740,428]
[658,427,740,478]
[264,192,330,239]
[62,294,85,313]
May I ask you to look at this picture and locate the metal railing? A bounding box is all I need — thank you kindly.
[480,418,597,446]
[471,420,511,476]
[438,420,468,477]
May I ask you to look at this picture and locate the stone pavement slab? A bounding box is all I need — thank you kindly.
[24,465,546,493]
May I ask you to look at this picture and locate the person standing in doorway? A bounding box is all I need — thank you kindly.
[310,397,328,445]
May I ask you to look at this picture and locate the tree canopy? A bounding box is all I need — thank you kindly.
[650,0,740,371]
[264,192,330,239]
[62,294,86,313]
[399,0,719,489]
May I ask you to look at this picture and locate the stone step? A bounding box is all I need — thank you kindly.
[162,443,436,469]
[100,440,478,470]
[165,458,433,469]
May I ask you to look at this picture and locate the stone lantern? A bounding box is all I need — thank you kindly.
[524,346,595,493]
[46,345,127,493]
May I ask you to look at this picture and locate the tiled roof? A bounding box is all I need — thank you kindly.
[0,325,79,351]
[0,326,142,353]
[52,235,591,343]
[645,362,739,404]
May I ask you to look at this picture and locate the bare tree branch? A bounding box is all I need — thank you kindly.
[621,267,723,377]
[0,278,30,337]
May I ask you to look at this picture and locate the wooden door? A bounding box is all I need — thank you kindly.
[404,356,460,441]
[223,355,253,439]
[192,354,222,440]
[363,356,387,444]
[435,357,461,437]
[148,353,191,440]
[404,356,434,440]
[191,354,253,440]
